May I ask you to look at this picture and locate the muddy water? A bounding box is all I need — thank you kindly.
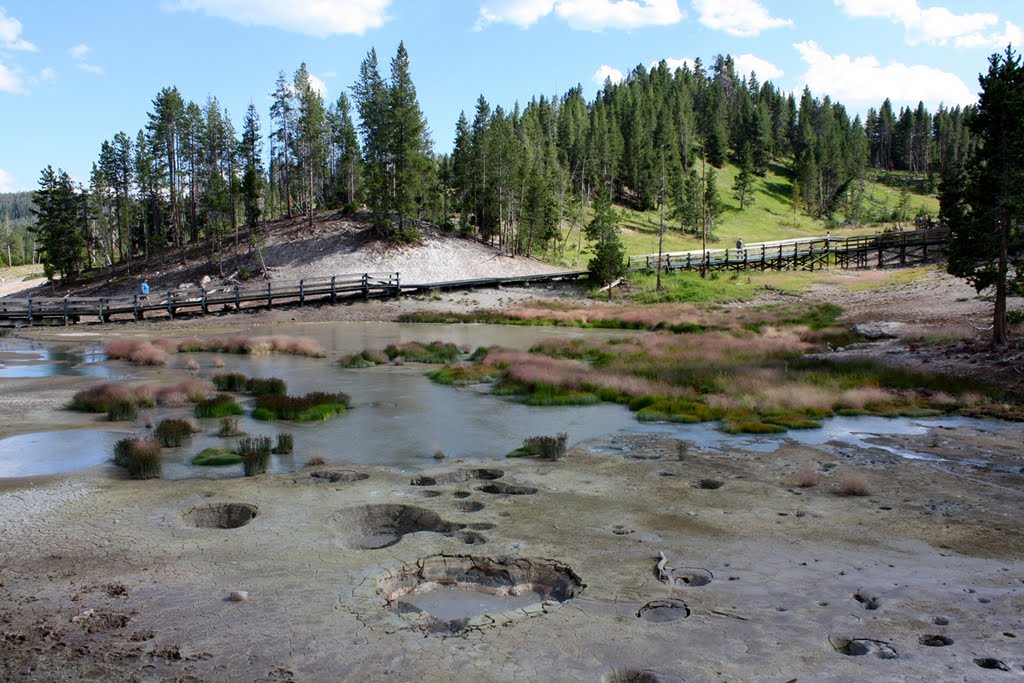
[7,321,1024,480]
[0,429,127,477]
[402,585,548,621]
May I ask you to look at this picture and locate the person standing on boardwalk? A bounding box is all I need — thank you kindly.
[139,278,150,304]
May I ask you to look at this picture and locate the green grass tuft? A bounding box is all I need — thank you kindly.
[195,394,245,418]
[192,448,242,466]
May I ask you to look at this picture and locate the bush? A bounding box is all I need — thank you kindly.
[195,394,244,418]
[192,447,242,466]
[106,398,139,422]
[218,417,244,437]
[112,437,162,479]
[338,349,388,368]
[794,466,819,488]
[238,436,272,476]
[154,418,196,447]
[515,433,569,460]
[837,473,871,496]
[272,432,294,455]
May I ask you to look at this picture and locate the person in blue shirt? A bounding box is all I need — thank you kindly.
[139,278,150,303]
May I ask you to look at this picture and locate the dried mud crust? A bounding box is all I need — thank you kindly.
[0,426,1023,682]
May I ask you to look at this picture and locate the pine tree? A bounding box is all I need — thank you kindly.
[943,46,1024,346]
[329,93,360,210]
[353,48,389,234]
[732,143,755,210]
[388,41,431,240]
[269,72,296,217]
[240,103,264,237]
[293,63,327,228]
[31,166,86,281]
[585,187,626,290]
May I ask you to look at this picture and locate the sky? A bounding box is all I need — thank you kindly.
[1,0,1022,193]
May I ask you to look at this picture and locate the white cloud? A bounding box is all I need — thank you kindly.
[38,66,54,81]
[69,43,103,75]
[693,0,792,37]
[477,0,555,28]
[733,53,783,80]
[307,72,327,98]
[650,56,695,71]
[592,64,625,85]
[0,59,25,94]
[794,40,975,108]
[0,168,17,193]
[834,0,1012,48]
[0,8,36,51]
[172,0,392,37]
[477,0,683,31]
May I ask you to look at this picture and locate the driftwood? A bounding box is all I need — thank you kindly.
[656,552,672,583]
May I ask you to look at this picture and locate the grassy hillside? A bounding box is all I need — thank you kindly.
[543,161,940,268]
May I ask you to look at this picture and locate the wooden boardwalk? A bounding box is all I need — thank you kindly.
[0,227,948,327]
[0,270,589,327]
[627,227,948,274]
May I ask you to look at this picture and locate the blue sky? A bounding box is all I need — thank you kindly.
[2,0,1022,192]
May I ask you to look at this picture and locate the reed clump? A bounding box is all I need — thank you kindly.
[154,418,198,447]
[272,432,294,454]
[509,433,568,460]
[252,392,350,422]
[194,394,244,419]
[112,437,162,479]
[238,436,272,476]
[217,417,244,437]
[383,341,462,364]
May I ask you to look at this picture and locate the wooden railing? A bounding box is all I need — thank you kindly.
[626,227,949,273]
[0,269,590,326]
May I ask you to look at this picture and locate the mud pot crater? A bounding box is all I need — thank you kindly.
[331,504,462,549]
[411,469,504,486]
[183,503,258,529]
[379,554,584,634]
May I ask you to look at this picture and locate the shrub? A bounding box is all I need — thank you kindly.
[238,436,272,476]
[272,432,294,455]
[112,437,162,479]
[154,418,196,447]
[218,417,244,437]
[338,349,387,368]
[195,394,244,419]
[517,433,569,460]
[192,447,242,466]
[794,466,819,488]
[106,398,138,422]
[181,356,200,371]
[837,473,871,496]
[428,364,501,386]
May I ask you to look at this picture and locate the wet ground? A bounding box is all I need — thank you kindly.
[0,326,1022,681]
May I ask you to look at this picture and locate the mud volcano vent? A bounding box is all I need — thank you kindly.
[183,503,258,529]
[331,504,462,549]
[379,555,585,633]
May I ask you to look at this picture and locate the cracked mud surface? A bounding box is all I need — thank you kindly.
[1,412,1023,680]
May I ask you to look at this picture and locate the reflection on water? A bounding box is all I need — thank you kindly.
[0,341,115,378]
[635,415,1024,462]
[0,429,126,477]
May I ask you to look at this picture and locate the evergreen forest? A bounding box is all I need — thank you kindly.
[16,44,976,282]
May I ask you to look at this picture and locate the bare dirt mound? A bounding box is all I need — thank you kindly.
[4,213,565,301]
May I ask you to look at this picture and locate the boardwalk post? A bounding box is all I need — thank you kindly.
[394,272,401,297]
[234,285,240,310]
[267,282,272,309]
[27,299,32,326]
[331,276,336,303]
[63,297,69,326]
[201,288,208,315]
[133,295,140,321]
[166,294,173,320]
[362,273,369,301]
[299,279,305,306]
